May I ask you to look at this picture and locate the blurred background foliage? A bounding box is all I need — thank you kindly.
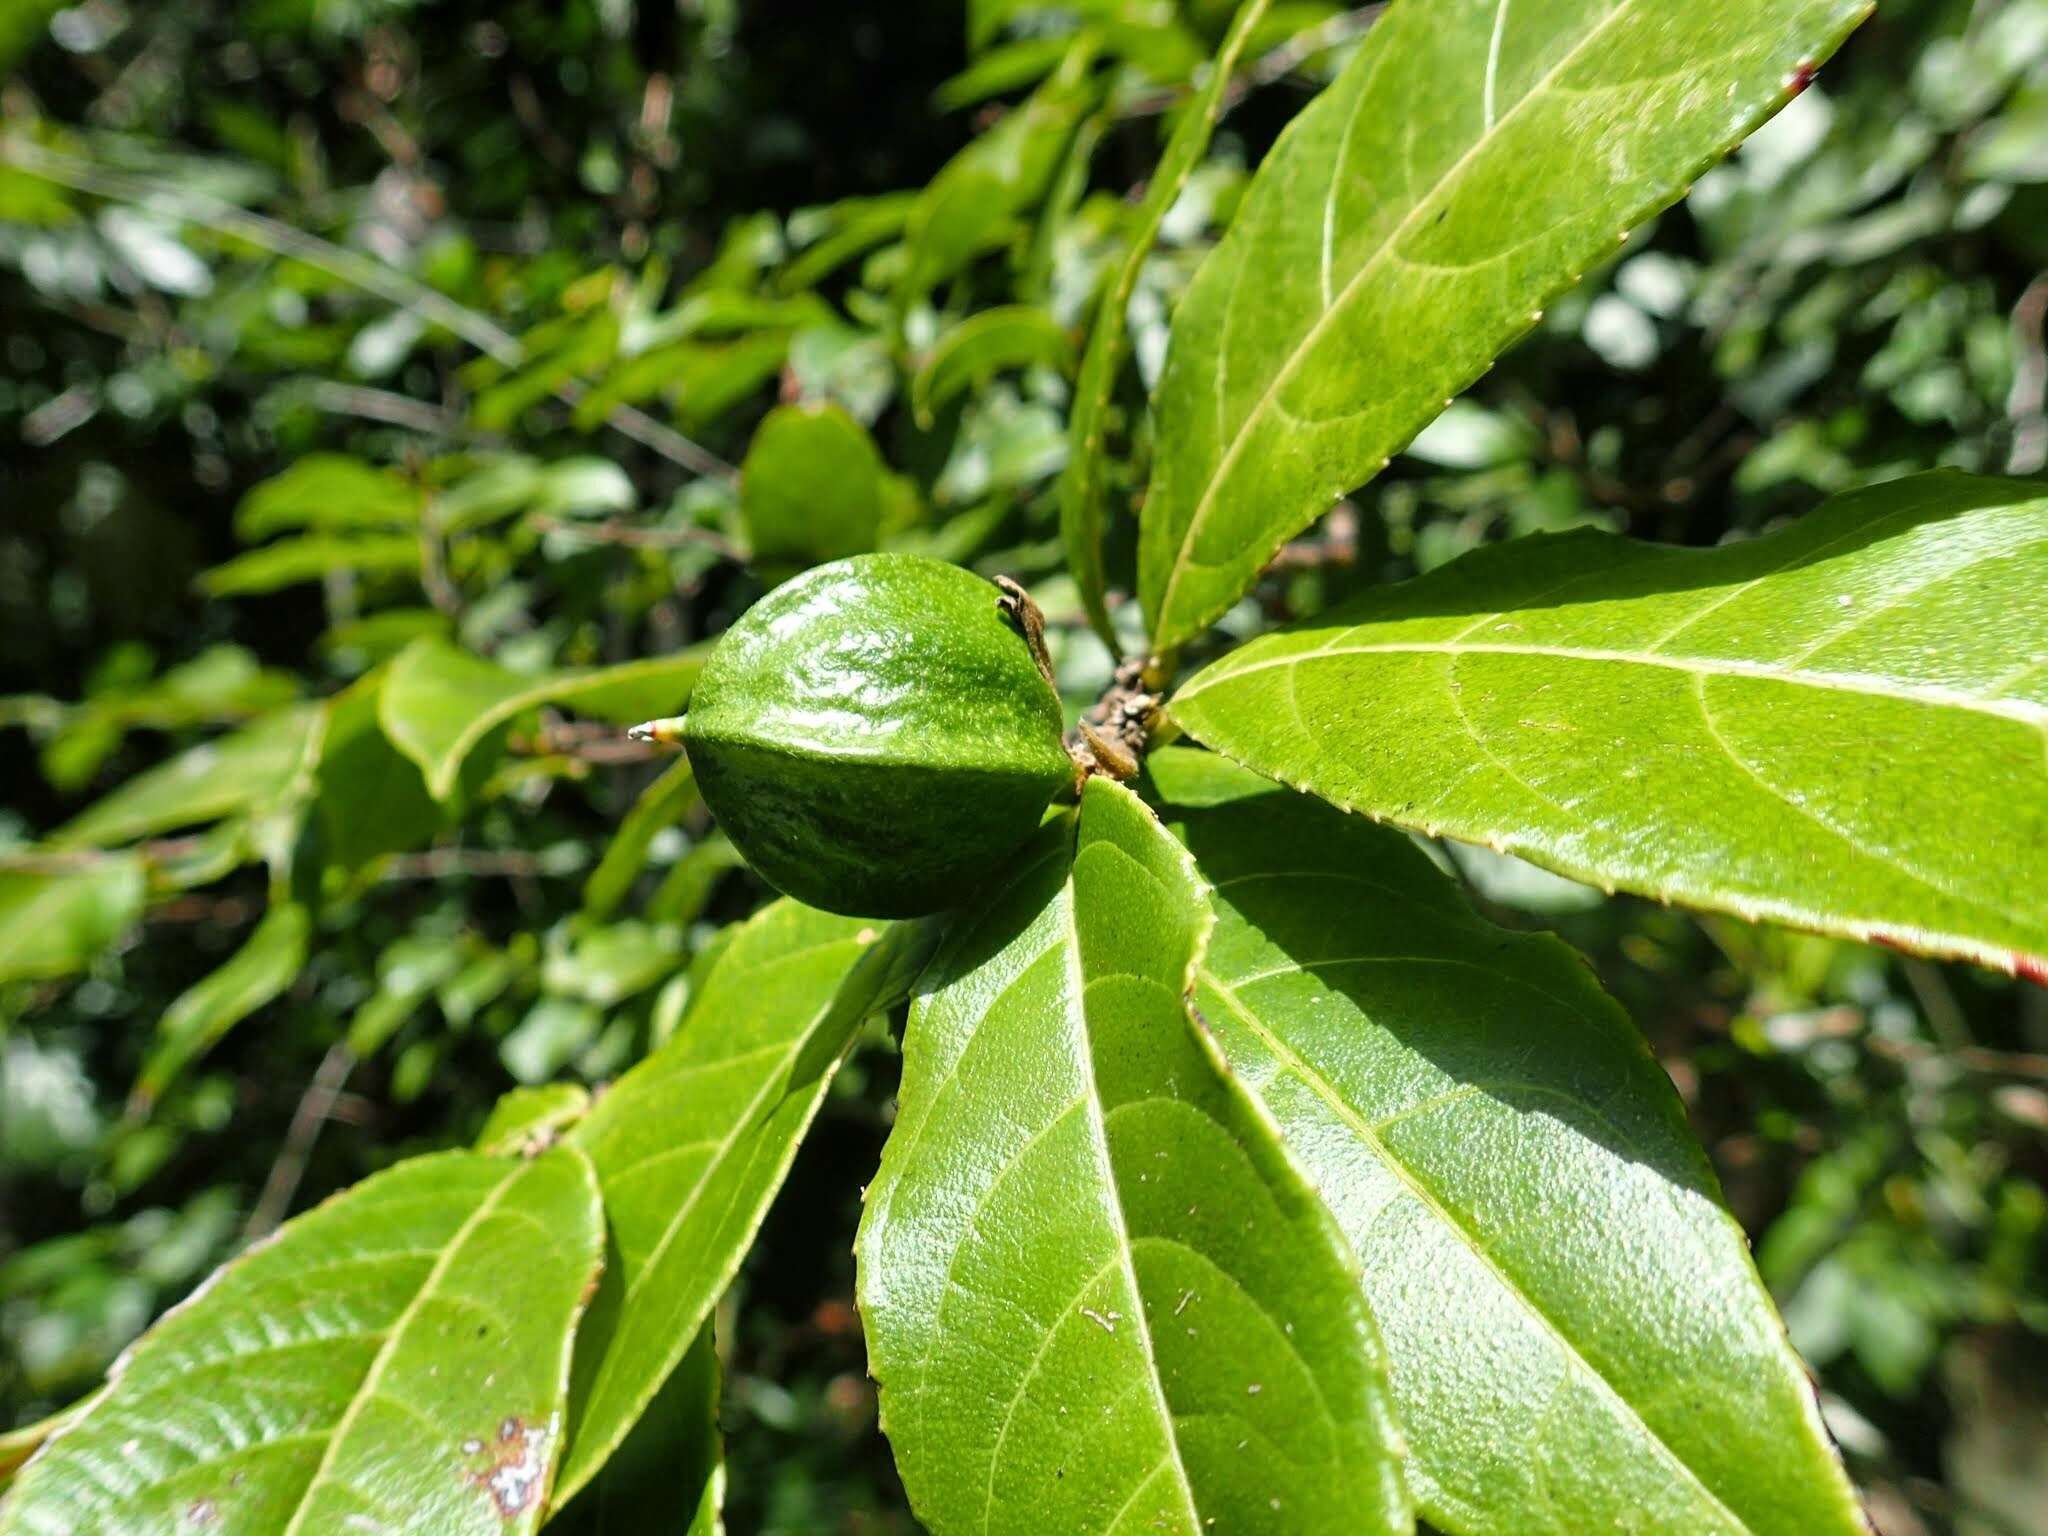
[0,1,2044,1531]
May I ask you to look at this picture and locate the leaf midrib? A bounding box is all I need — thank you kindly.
[1197,963,1757,1536]
[1154,0,1643,630]
[1055,885,1205,1535]
[1180,637,2048,729]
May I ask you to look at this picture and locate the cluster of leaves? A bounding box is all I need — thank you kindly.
[2,0,2046,1533]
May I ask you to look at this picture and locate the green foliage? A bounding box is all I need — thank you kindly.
[1140,0,1872,647]
[739,402,892,570]
[556,904,929,1506]
[1062,0,1274,644]
[858,781,1411,1535]
[0,860,144,986]
[0,1149,605,1535]
[1152,747,1866,1534]
[3,0,2046,1531]
[1172,471,2048,975]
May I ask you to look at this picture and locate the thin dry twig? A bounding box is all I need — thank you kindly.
[299,379,472,437]
[1121,5,1384,119]
[244,1042,356,1241]
[378,847,560,880]
[2007,272,2048,475]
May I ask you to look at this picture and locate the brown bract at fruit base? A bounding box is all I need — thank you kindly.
[995,577,1162,792]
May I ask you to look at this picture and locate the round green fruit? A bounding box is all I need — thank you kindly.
[681,553,1071,918]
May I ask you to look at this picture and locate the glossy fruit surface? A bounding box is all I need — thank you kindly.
[683,553,1070,917]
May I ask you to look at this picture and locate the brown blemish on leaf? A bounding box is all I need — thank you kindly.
[462,1414,554,1522]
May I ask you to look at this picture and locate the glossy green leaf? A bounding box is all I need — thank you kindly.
[0,1399,95,1497]
[933,34,1075,111]
[1149,747,1865,1535]
[1139,0,1872,647]
[582,755,698,920]
[900,41,1100,301]
[740,402,888,569]
[1023,105,1104,301]
[645,288,834,344]
[645,832,744,927]
[235,454,422,539]
[1061,0,1272,647]
[475,310,619,432]
[0,1148,604,1536]
[780,193,917,294]
[138,818,255,895]
[0,856,145,985]
[475,1084,591,1157]
[346,930,475,1058]
[553,904,935,1503]
[132,901,309,1111]
[857,779,1411,1536]
[1173,472,2048,975]
[547,1325,722,1536]
[380,639,704,800]
[199,533,422,597]
[433,456,550,534]
[541,921,680,1008]
[911,305,1074,428]
[315,667,446,878]
[31,645,299,794]
[49,704,326,849]
[574,335,790,435]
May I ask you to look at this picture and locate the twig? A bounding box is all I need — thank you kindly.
[529,513,744,560]
[1244,4,1386,88]
[145,894,257,927]
[1864,1034,2048,1083]
[0,136,736,480]
[244,1042,356,1241]
[509,719,667,766]
[299,379,473,437]
[0,833,217,874]
[379,847,562,880]
[1121,5,1384,119]
[2007,272,2048,475]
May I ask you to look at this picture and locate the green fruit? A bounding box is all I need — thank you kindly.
[681,553,1071,918]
